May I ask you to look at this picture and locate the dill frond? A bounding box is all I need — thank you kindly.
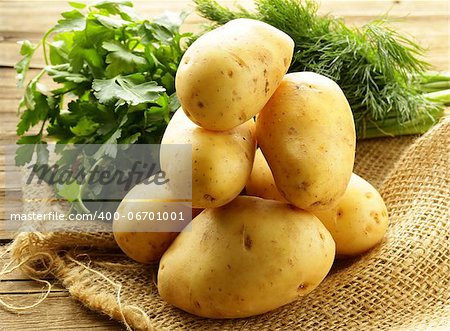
[194,0,444,138]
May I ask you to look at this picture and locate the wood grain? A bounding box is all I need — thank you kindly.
[0,247,124,330]
[0,0,448,330]
[0,248,124,330]
[0,1,448,68]
[0,294,124,330]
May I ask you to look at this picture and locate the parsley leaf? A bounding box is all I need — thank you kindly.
[70,117,100,136]
[17,81,51,135]
[45,64,90,83]
[102,41,147,76]
[93,75,165,106]
[56,181,81,201]
[54,9,87,33]
[94,14,129,29]
[15,40,38,87]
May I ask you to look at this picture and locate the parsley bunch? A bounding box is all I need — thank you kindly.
[16,0,192,165]
[15,0,194,213]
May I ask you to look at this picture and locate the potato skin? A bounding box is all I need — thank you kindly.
[158,196,335,318]
[113,232,177,264]
[314,173,389,257]
[246,149,286,201]
[256,72,356,211]
[161,108,256,208]
[113,182,182,264]
[176,18,294,131]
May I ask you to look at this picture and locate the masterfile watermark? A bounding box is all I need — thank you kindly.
[3,144,192,233]
[26,161,169,191]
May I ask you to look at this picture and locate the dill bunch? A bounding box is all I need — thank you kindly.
[195,0,445,138]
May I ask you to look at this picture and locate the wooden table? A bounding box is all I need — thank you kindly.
[0,0,448,329]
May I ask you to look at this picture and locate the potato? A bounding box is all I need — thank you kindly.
[256,72,356,211]
[113,181,190,264]
[160,108,256,208]
[158,196,335,318]
[113,231,177,264]
[314,173,389,257]
[246,149,286,201]
[176,18,294,131]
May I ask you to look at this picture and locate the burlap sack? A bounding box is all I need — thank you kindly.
[6,117,450,330]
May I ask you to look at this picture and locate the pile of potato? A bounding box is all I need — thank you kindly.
[113,19,389,319]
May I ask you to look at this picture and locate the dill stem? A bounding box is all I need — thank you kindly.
[420,81,450,92]
[418,71,450,84]
[424,89,450,106]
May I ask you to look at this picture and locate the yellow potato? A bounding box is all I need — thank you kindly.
[160,108,256,208]
[176,18,294,131]
[246,149,286,201]
[113,231,177,264]
[257,72,356,211]
[314,173,389,257]
[113,181,189,264]
[158,196,335,318]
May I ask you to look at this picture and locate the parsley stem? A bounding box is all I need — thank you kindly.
[77,157,105,214]
[41,28,54,66]
[38,119,47,136]
[74,200,91,214]
[33,69,46,83]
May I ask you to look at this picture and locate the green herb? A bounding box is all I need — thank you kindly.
[195,0,447,138]
[15,1,194,212]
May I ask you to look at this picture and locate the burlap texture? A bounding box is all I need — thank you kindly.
[6,117,450,330]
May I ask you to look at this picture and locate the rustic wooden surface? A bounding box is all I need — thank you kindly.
[0,0,448,330]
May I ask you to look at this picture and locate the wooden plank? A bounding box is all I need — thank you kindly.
[0,107,21,137]
[0,293,124,330]
[0,102,20,115]
[0,0,446,37]
[0,280,66,294]
[0,247,122,329]
[0,245,123,329]
[0,201,25,221]
[0,69,22,98]
[0,230,16,242]
[0,1,448,69]
[0,136,17,146]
